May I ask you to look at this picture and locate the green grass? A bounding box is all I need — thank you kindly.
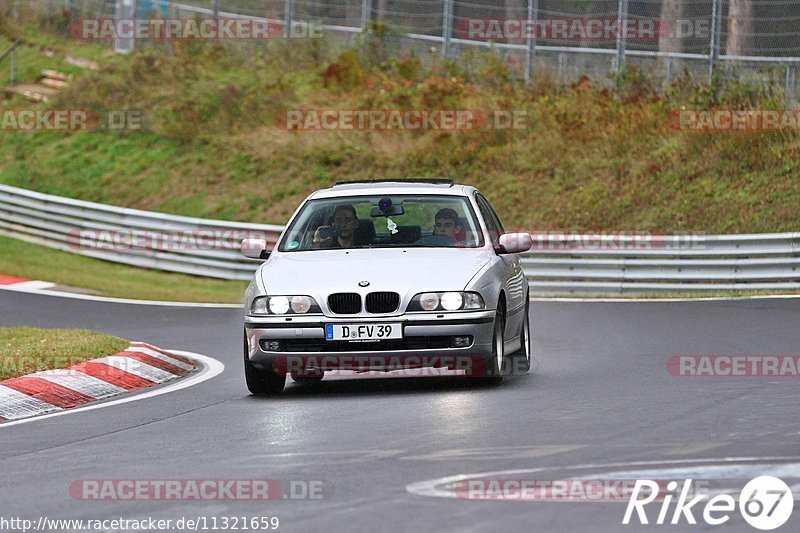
[0,35,107,83]
[0,326,129,380]
[0,27,798,235]
[0,234,248,303]
[1,22,799,301]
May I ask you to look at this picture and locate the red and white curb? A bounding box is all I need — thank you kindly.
[0,274,55,291]
[0,342,195,423]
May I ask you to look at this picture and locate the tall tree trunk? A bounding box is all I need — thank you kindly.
[727,0,753,57]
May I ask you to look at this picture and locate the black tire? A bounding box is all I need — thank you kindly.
[243,333,286,395]
[510,296,531,374]
[476,306,505,385]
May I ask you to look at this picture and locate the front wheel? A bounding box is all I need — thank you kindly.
[243,333,286,395]
[510,297,531,374]
[475,308,505,385]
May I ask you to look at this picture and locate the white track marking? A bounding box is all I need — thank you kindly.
[0,284,240,308]
[96,356,176,383]
[406,456,800,499]
[125,346,195,371]
[8,281,55,290]
[32,370,127,399]
[0,385,61,420]
[0,351,224,428]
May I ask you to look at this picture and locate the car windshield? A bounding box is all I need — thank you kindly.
[278,194,484,252]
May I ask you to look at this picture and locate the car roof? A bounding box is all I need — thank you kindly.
[309,180,476,200]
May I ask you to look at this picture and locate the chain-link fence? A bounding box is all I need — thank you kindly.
[28,1,800,98]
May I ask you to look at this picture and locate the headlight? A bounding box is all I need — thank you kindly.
[290,295,312,314]
[407,292,485,312]
[251,296,269,315]
[440,292,463,311]
[463,293,484,309]
[419,293,440,311]
[250,295,321,315]
[268,296,290,315]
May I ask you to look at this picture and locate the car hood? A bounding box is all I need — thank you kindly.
[259,248,492,297]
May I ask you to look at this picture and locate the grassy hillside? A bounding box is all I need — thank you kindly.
[0,326,129,381]
[0,23,798,234]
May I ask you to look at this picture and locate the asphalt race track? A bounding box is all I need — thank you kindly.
[1,289,799,532]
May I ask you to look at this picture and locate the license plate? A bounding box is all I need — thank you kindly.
[325,323,402,341]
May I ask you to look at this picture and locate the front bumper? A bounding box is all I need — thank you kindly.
[245,310,495,372]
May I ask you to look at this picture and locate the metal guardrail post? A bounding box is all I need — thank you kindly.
[786,64,796,105]
[0,40,22,84]
[442,0,453,58]
[212,0,219,18]
[284,0,293,39]
[665,57,673,87]
[114,0,136,54]
[709,0,722,80]
[525,0,538,83]
[361,0,370,31]
[615,0,628,78]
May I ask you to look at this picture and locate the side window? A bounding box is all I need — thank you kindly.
[477,193,505,234]
[475,194,501,249]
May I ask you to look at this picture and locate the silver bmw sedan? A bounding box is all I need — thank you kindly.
[241,180,532,394]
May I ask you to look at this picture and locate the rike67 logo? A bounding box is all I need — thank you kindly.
[623,476,794,530]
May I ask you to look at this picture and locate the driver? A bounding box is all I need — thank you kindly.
[416,208,462,246]
[312,204,363,248]
[433,208,461,240]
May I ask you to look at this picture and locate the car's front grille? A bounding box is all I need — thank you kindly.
[365,292,400,313]
[328,293,361,314]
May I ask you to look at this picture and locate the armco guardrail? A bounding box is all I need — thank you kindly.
[1,184,799,294]
[0,184,282,280]
[523,233,800,295]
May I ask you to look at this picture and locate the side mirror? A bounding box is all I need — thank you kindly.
[498,233,532,254]
[241,238,270,259]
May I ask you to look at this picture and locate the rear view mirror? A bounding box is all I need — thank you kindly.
[370,205,404,217]
[241,238,269,259]
[498,233,532,254]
